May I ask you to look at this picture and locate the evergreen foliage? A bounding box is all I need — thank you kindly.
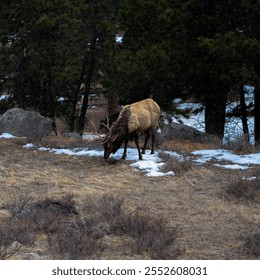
[0,0,259,140]
[102,0,259,139]
[0,0,122,129]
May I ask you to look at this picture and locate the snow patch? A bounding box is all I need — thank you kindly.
[0,133,16,139]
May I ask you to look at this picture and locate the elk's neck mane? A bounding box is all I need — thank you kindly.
[113,107,130,133]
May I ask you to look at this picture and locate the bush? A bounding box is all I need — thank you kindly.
[0,220,35,259]
[95,195,179,259]
[1,193,180,259]
[224,135,254,154]
[4,194,78,233]
[3,192,33,219]
[115,212,179,259]
[223,177,260,202]
[158,151,192,176]
[47,218,104,260]
[242,233,260,257]
[96,194,124,222]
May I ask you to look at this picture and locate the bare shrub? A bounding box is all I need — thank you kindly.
[2,193,180,259]
[115,212,179,259]
[242,233,260,257]
[29,209,65,234]
[4,194,78,233]
[3,192,33,218]
[35,195,78,216]
[223,177,260,202]
[28,195,78,233]
[0,220,35,259]
[224,135,255,154]
[92,194,128,236]
[159,151,192,176]
[48,218,104,260]
[96,194,124,221]
[95,195,179,259]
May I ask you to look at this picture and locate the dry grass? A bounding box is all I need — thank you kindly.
[158,151,193,176]
[160,139,221,153]
[224,135,255,154]
[223,177,260,202]
[0,137,260,259]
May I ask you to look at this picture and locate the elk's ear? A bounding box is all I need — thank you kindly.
[110,134,119,142]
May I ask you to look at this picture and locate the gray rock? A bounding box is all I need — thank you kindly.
[21,252,41,260]
[0,108,53,141]
[160,122,220,144]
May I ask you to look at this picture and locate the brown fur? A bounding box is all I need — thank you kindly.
[103,98,160,160]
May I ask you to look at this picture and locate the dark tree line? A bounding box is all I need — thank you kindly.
[0,0,122,133]
[103,0,259,143]
[0,0,259,147]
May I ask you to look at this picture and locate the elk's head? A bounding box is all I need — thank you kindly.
[102,124,126,159]
[91,117,127,159]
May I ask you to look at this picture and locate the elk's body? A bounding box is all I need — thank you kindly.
[103,98,160,160]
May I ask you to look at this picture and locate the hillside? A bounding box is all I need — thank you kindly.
[0,136,259,260]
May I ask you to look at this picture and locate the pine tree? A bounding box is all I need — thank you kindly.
[106,0,259,140]
[0,0,85,118]
[102,0,176,110]
[71,0,123,134]
[172,0,259,139]
[0,0,123,135]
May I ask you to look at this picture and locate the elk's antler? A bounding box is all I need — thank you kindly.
[102,117,111,132]
[89,120,103,138]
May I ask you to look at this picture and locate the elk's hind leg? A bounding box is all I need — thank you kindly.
[151,132,156,154]
[134,133,142,160]
[150,128,157,154]
[142,130,150,155]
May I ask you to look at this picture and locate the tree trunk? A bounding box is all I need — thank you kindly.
[204,90,227,140]
[69,52,89,132]
[255,81,260,150]
[107,90,119,116]
[239,85,249,143]
[77,30,98,135]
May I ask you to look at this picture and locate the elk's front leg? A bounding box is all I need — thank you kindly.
[151,133,155,154]
[122,137,128,159]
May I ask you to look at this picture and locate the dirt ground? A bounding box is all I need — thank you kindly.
[0,136,259,260]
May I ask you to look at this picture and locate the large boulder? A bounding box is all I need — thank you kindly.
[0,108,53,141]
[160,122,220,144]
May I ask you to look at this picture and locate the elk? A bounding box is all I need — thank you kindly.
[102,98,160,160]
